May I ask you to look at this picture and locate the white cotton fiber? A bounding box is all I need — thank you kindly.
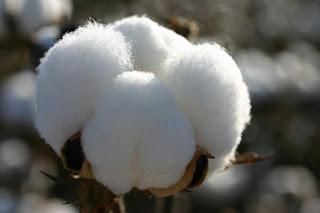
[35,22,133,154]
[163,43,251,173]
[113,16,169,73]
[113,16,191,74]
[157,22,192,53]
[82,71,196,195]
[12,0,72,35]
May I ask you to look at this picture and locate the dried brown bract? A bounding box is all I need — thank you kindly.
[149,146,214,197]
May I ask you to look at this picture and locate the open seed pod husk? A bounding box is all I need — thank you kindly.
[61,133,214,198]
[60,132,85,174]
[79,159,95,179]
[60,132,96,180]
[148,146,214,197]
[61,133,119,212]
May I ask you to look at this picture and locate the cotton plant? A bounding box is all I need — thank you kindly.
[0,70,36,130]
[2,0,72,37]
[35,16,252,211]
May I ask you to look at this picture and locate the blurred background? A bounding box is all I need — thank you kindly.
[0,0,320,212]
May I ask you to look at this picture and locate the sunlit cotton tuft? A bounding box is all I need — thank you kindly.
[162,43,251,174]
[35,22,133,154]
[82,71,196,195]
[113,16,191,75]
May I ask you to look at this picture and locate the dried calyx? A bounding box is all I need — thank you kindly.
[61,133,214,197]
[148,146,214,197]
[189,147,213,188]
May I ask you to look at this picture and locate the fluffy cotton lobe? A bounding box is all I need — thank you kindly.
[82,71,196,195]
[113,16,190,75]
[35,22,132,154]
[163,43,251,173]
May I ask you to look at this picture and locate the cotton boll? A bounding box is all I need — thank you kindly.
[35,22,133,154]
[33,25,60,49]
[275,51,320,98]
[260,166,318,199]
[82,71,196,195]
[163,43,251,174]
[0,138,31,175]
[288,41,320,70]
[0,70,35,129]
[10,0,72,36]
[113,16,191,74]
[235,49,289,104]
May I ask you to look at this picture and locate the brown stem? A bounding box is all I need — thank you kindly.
[113,196,126,213]
[77,179,126,213]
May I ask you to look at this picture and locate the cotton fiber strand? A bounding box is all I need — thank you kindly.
[82,71,196,195]
[35,22,133,154]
